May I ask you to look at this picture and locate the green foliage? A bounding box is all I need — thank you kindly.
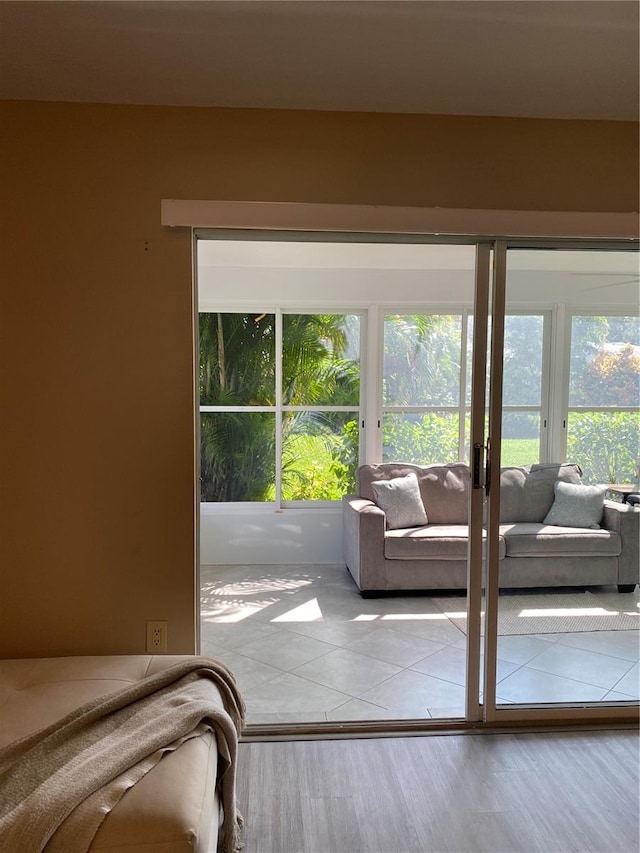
[567,411,640,484]
[569,315,640,407]
[585,344,640,407]
[280,417,359,501]
[200,411,275,502]
[199,312,275,406]
[200,313,359,501]
[502,315,544,406]
[200,308,639,501]
[384,315,461,406]
[383,413,460,464]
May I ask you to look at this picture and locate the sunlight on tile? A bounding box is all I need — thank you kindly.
[271,598,324,622]
[520,607,633,618]
[381,613,453,621]
[203,601,276,623]
[214,578,313,596]
[200,566,640,722]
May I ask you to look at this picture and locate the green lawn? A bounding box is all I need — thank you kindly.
[500,439,539,468]
[281,434,541,501]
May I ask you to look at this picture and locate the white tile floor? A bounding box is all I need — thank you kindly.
[200,564,640,725]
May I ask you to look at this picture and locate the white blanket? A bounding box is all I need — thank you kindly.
[0,657,245,852]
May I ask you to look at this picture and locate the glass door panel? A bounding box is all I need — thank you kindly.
[492,247,640,712]
[198,237,485,728]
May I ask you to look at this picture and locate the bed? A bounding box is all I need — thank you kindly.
[0,654,245,852]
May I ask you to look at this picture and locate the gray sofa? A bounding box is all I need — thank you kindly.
[343,462,639,596]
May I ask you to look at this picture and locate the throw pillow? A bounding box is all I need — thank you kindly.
[371,472,429,530]
[542,481,606,529]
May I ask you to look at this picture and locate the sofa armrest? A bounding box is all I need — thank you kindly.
[342,495,388,592]
[603,500,640,587]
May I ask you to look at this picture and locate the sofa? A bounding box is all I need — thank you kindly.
[0,655,244,852]
[343,462,639,596]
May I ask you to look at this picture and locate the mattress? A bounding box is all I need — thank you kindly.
[0,655,223,852]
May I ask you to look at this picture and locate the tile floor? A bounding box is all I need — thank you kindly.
[200,563,640,725]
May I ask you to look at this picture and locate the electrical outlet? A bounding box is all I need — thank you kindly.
[146,620,168,654]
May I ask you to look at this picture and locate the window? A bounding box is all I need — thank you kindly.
[196,243,637,505]
[382,311,548,467]
[383,313,464,463]
[500,313,547,467]
[199,311,362,504]
[567,314,640,483]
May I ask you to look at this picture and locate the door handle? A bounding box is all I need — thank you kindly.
[472,443,484,489]
[485,437,492,496]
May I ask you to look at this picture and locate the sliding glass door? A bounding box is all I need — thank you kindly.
[196,230,638,731]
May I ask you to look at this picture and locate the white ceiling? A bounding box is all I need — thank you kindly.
[1,1,638,121]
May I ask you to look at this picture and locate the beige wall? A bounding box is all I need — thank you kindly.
[0,100,637,658]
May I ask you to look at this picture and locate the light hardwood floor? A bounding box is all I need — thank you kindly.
[237,729,639,853]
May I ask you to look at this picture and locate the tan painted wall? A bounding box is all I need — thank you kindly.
[0,101,637,658]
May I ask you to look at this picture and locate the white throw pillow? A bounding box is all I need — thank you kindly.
[371,472,429,530]
[543,481,606,529]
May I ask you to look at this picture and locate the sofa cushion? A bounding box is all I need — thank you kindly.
[371,471,428,529]
[543,481,606,529]
[500,523,621,558]
[359,463,470,525]
[385,524,506,560]
[419,464,469,524]
[500,463,583,523]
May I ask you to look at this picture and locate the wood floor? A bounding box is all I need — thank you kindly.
[237,728,639,853]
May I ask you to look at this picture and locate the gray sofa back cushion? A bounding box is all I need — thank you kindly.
[358,463,470,524]
[499,463,583,523]
[359,461,584,527]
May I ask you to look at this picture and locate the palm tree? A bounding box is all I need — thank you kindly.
[199,312,359,501]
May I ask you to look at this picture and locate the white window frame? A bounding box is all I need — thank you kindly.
[199,306,367,508]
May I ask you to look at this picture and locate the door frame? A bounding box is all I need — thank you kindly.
[181,201,639,735]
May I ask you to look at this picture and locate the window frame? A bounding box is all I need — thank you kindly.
[560,307,640,479]
[198,306,367,508]
[378,307,552,467]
